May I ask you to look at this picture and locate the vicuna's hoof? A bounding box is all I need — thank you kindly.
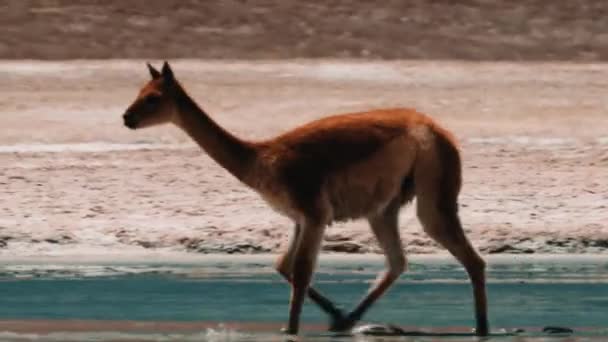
[328,312,359,332]
[280,326,299,341]
[280,326,296,334]
[473,326,489,336]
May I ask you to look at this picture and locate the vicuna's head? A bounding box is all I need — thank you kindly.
[123,61,179,130]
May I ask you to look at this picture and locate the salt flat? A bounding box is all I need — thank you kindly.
[0,60,607,257]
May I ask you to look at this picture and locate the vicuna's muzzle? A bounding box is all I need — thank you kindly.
[123,112,137,129]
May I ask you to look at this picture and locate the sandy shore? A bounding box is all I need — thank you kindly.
[0,60,607,257]
[0,319,602,341]
[0,319,303,334]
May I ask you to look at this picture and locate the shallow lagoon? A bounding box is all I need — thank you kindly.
[0,254,606,341]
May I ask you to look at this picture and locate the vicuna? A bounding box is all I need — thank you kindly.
[122,62,489,337]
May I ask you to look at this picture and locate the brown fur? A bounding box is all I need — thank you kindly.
[253,109,430,222]
[122,62,489,337]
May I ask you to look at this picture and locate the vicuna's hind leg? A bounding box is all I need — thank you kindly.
[275,224,345,325]
[330,200,406,331]
[416,186,489,335]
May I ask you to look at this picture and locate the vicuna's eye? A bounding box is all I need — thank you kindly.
[144,95,161,106]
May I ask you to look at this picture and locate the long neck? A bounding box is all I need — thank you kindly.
[172,83,257,184]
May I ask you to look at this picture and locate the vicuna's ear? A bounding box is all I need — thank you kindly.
[147,62,161,79]
[161,61,174,80]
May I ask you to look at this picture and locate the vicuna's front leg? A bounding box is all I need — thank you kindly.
[275,224,345,325]
[330,203,406,331]
[285,221,326,335]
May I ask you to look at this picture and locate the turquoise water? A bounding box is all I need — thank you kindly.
[0,255,606,341]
